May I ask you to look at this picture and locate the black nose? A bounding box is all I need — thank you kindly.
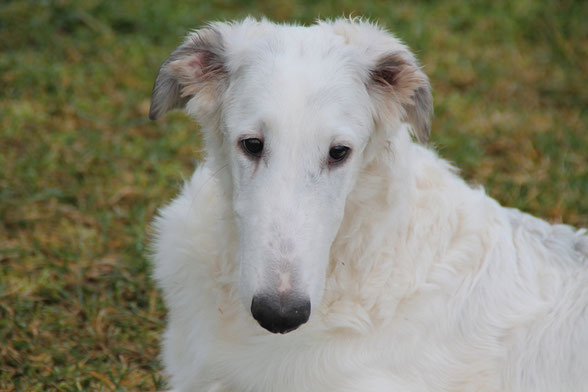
[251,294,311,334]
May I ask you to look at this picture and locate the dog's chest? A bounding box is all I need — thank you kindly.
[203,295,502,392]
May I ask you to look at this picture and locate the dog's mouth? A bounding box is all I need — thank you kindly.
[250,293,311,334]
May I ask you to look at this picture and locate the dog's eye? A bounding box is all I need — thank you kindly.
[241,138,264,157]
[328,145,350,164]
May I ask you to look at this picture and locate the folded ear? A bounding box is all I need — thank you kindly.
[149,28,227,120]
[326,19,433,143]
[369,51,433,143]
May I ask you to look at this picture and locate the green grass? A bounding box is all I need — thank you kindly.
[1,0,586,390]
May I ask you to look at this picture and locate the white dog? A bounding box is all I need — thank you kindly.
[149,18,588,391]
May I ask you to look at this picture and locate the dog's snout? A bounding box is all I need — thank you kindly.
[251,294,311,334]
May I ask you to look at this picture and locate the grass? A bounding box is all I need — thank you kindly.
[0,0,586,390]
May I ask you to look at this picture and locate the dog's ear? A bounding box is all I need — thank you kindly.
[326,19,433,143]
[149,28,227,120]
[369,51,433,143]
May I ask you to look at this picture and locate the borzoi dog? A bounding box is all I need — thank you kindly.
[149,18,588,392]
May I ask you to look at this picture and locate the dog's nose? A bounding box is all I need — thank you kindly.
[251,294,311,334]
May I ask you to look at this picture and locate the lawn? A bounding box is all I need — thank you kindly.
[0,0,586,390]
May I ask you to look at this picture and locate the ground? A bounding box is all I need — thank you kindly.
[0,0,586,390]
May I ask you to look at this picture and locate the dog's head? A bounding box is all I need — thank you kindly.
[150,18,432,334]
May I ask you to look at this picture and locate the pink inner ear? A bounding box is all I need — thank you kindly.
[169,50,221,84]
[187,53,207,77]
[168,49,226,99]
[372,67,401,87]
[371,55,411,89]
[371,55,427,107]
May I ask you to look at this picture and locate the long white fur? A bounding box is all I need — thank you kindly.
[150,18,588,391]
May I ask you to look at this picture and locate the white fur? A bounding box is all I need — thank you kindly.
[150,18,588,392]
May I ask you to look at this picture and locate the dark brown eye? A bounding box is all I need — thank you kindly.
[328,145,350,164]
[241,138,264,157]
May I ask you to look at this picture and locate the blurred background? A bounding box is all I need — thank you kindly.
[0,0,586,390]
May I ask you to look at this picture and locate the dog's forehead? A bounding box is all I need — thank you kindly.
[230,25,360,87]
[223,27,370,139]
[225,23,344,62]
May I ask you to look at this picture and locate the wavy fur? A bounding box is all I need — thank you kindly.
[150,18,588,392]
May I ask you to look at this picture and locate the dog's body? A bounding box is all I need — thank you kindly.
[150,18,588,391]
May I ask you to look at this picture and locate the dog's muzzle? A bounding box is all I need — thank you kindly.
[251,293,311,334]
